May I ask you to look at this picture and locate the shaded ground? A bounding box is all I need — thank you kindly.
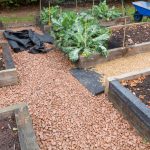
[0,27,150,150]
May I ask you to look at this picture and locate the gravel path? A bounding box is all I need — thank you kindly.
[95,52,150,83]
[0,28,150,149]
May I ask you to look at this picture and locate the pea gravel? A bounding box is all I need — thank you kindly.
[95,52,150,83]
[0,27,150,150]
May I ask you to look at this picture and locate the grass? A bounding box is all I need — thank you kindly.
[1,4,150,24]
[0,16,35,23]
[117,4,150,22]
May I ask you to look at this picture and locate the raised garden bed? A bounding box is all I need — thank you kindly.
[77,22,150,68]
[36,16,131,33]
[100,16,131,27]
[36,16,51,34]
[107,68,150,141]
[0,103,39,149]
[0,42,18,87]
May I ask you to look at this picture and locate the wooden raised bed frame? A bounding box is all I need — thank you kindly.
[100,16,131,27]
[106,68,150,141]
[0,103,39,150]
[77,22,150,69]
[0,42,18,87]
[35,16,51,34]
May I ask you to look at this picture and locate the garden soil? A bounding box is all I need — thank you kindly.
[108,23,150,49]
[121,75,150,107]
[0,27,150,150]
[0,114,20,150]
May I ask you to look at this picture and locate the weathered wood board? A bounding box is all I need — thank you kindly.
[0,42,18,87]
[0,103,39,150]
[107,68,150,141]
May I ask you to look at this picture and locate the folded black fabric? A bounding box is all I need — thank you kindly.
[3,30,54,54]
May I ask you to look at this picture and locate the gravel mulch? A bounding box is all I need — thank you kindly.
[0,27,150,150]
[95,52,150,83]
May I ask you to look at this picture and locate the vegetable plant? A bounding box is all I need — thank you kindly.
[51,11,110,62]
[40,6,60,25]
[92,0,121,21]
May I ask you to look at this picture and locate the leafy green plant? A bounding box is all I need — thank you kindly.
[51,11,110,62]
[40,6,60,25]
[92,0,121,21]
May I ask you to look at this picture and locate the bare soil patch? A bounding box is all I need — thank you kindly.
[108,23,150,49]
[121,76,150,107]
[0,114,20,150]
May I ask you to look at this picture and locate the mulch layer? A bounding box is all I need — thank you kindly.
[121,76,150,107]
[108,23,150,49]
[0,114,20,150]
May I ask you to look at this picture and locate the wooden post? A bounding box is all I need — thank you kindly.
[76,0,78,11]
[93,0,95,6]
[121,0,126,48]
[39,0,41,12]
[48,0,51,26]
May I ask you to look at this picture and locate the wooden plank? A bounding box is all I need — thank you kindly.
[108,80,150,141]
[0,103,40,150]
[77,47,126,68]
[2,43,15,69]
[105,68,150,94]
[109,22,150,29]
[77,42,150,69]
[0,42,18,87]
[0,69,18,87]
[100,16,131,27]
[15,105,40,150]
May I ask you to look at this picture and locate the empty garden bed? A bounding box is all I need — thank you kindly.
[107,68,150,141]
[100,16,131,27]
[121,75,150,108]
[0,42,18,87]
[0,113,20,149]
[78,23,150,68]
[0,103,39,150]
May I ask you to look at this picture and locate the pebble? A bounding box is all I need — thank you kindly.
[0,26,149,150]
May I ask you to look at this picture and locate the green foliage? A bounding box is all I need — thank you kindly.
[92,0,121,21]
[51,11,110,62]
[40,6,60,25]
[40,4,110,62]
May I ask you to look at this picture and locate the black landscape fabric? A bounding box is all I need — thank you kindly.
[70,68,104,95]
[3,30,54,54]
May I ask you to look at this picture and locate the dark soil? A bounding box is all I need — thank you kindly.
[108,23,150,49]
[121,76,150,107]
[0,47,5,70]
[0,114,21,150]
